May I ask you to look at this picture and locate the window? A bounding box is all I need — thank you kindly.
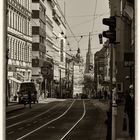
[11,39,14,59]
[21,18,25,33]
[21,43,24,61]
[13,13,15,28]
[32,10,39,18]
[14,40,17,59]
[8,38,11,59]
[32,0,39,3]
[32,26,39,35]
[60,39,64,62]
[18,42,20,60]
[15,14,17,30]
[20,17,21,32]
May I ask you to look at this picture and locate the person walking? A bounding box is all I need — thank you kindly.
[28,92,32,109]
[124,86,134,137]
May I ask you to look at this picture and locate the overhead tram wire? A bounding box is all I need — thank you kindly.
[91,0,98,33]
[55,0,79,45]
[31,18,74,58]
[66,11,110,18]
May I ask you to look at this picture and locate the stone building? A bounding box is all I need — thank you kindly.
[7,0,32,101]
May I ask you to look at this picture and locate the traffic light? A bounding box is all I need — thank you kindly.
[98,34,103,44]
[102,16,116,43]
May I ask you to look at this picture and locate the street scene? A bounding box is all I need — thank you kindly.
[4,0,135,140]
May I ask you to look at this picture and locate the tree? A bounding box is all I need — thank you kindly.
[83,73,95,97]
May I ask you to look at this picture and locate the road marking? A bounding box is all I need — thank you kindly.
[6,112,26,120]
[60,100,86,140]
[16,100,75,140]
[6,104,61,129]
[8,131,14,135]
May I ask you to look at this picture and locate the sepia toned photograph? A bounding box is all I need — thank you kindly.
[3,0,135,140]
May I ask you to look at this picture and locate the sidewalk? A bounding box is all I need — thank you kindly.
[97,99,135,140]
[6,98,66,114]
[6,103,25,113]
[116,102,135,140]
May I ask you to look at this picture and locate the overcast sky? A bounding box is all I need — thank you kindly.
[58,0,110,62]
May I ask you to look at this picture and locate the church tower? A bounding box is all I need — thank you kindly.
[85,33,93,73]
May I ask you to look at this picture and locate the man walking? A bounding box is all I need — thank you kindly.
[28,92,32,109]
[124,85,134,137]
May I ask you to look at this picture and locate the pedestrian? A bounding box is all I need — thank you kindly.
[124,86,134,137]
[28,92,32,109]
[104,90,107,100]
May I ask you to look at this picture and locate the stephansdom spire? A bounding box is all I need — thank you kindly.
[88,32,91,53]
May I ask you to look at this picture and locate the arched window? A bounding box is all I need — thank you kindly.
[21,43,24,61]
[8,37,12,59]
[17,41,19,60]
[11,38,15,59]
[19,41,21,61]
[14,40,17,60]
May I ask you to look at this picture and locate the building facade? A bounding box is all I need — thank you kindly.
[94,40,110,94]
[31,0,66,98]
[7,0,32,101]
[108,0,134,94]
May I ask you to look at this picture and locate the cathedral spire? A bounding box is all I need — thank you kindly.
[85,32,93,73]
[88,32,91,53]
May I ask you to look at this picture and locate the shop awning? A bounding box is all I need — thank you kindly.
[9,77,22,83]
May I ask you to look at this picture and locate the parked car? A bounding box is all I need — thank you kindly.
[81,93,88,99]
[18,82,38,104]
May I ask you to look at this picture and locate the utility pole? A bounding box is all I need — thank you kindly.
[102,16,117,140]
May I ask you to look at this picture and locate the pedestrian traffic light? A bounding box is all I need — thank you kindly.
[98,34,103,44]
[102,16,116,43]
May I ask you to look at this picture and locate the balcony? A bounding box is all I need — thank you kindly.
[32,10,46,24]
[32,0,40,2]
[52,9,61,25]
[32,26,46,37]
[32,43,46,53]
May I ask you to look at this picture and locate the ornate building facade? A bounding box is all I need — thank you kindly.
[7,0,32,101]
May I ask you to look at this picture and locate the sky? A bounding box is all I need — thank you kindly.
[57,0,110,62]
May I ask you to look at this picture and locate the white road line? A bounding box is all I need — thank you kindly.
[6,112,26,120]
[8,131,14,135]
[60,100,86,140]
[16,100,75,140]
[6,104,60,129]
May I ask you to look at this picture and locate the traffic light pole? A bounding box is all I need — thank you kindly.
[110,43,117,140]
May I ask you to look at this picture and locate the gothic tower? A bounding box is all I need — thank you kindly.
[85,33,93,73]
